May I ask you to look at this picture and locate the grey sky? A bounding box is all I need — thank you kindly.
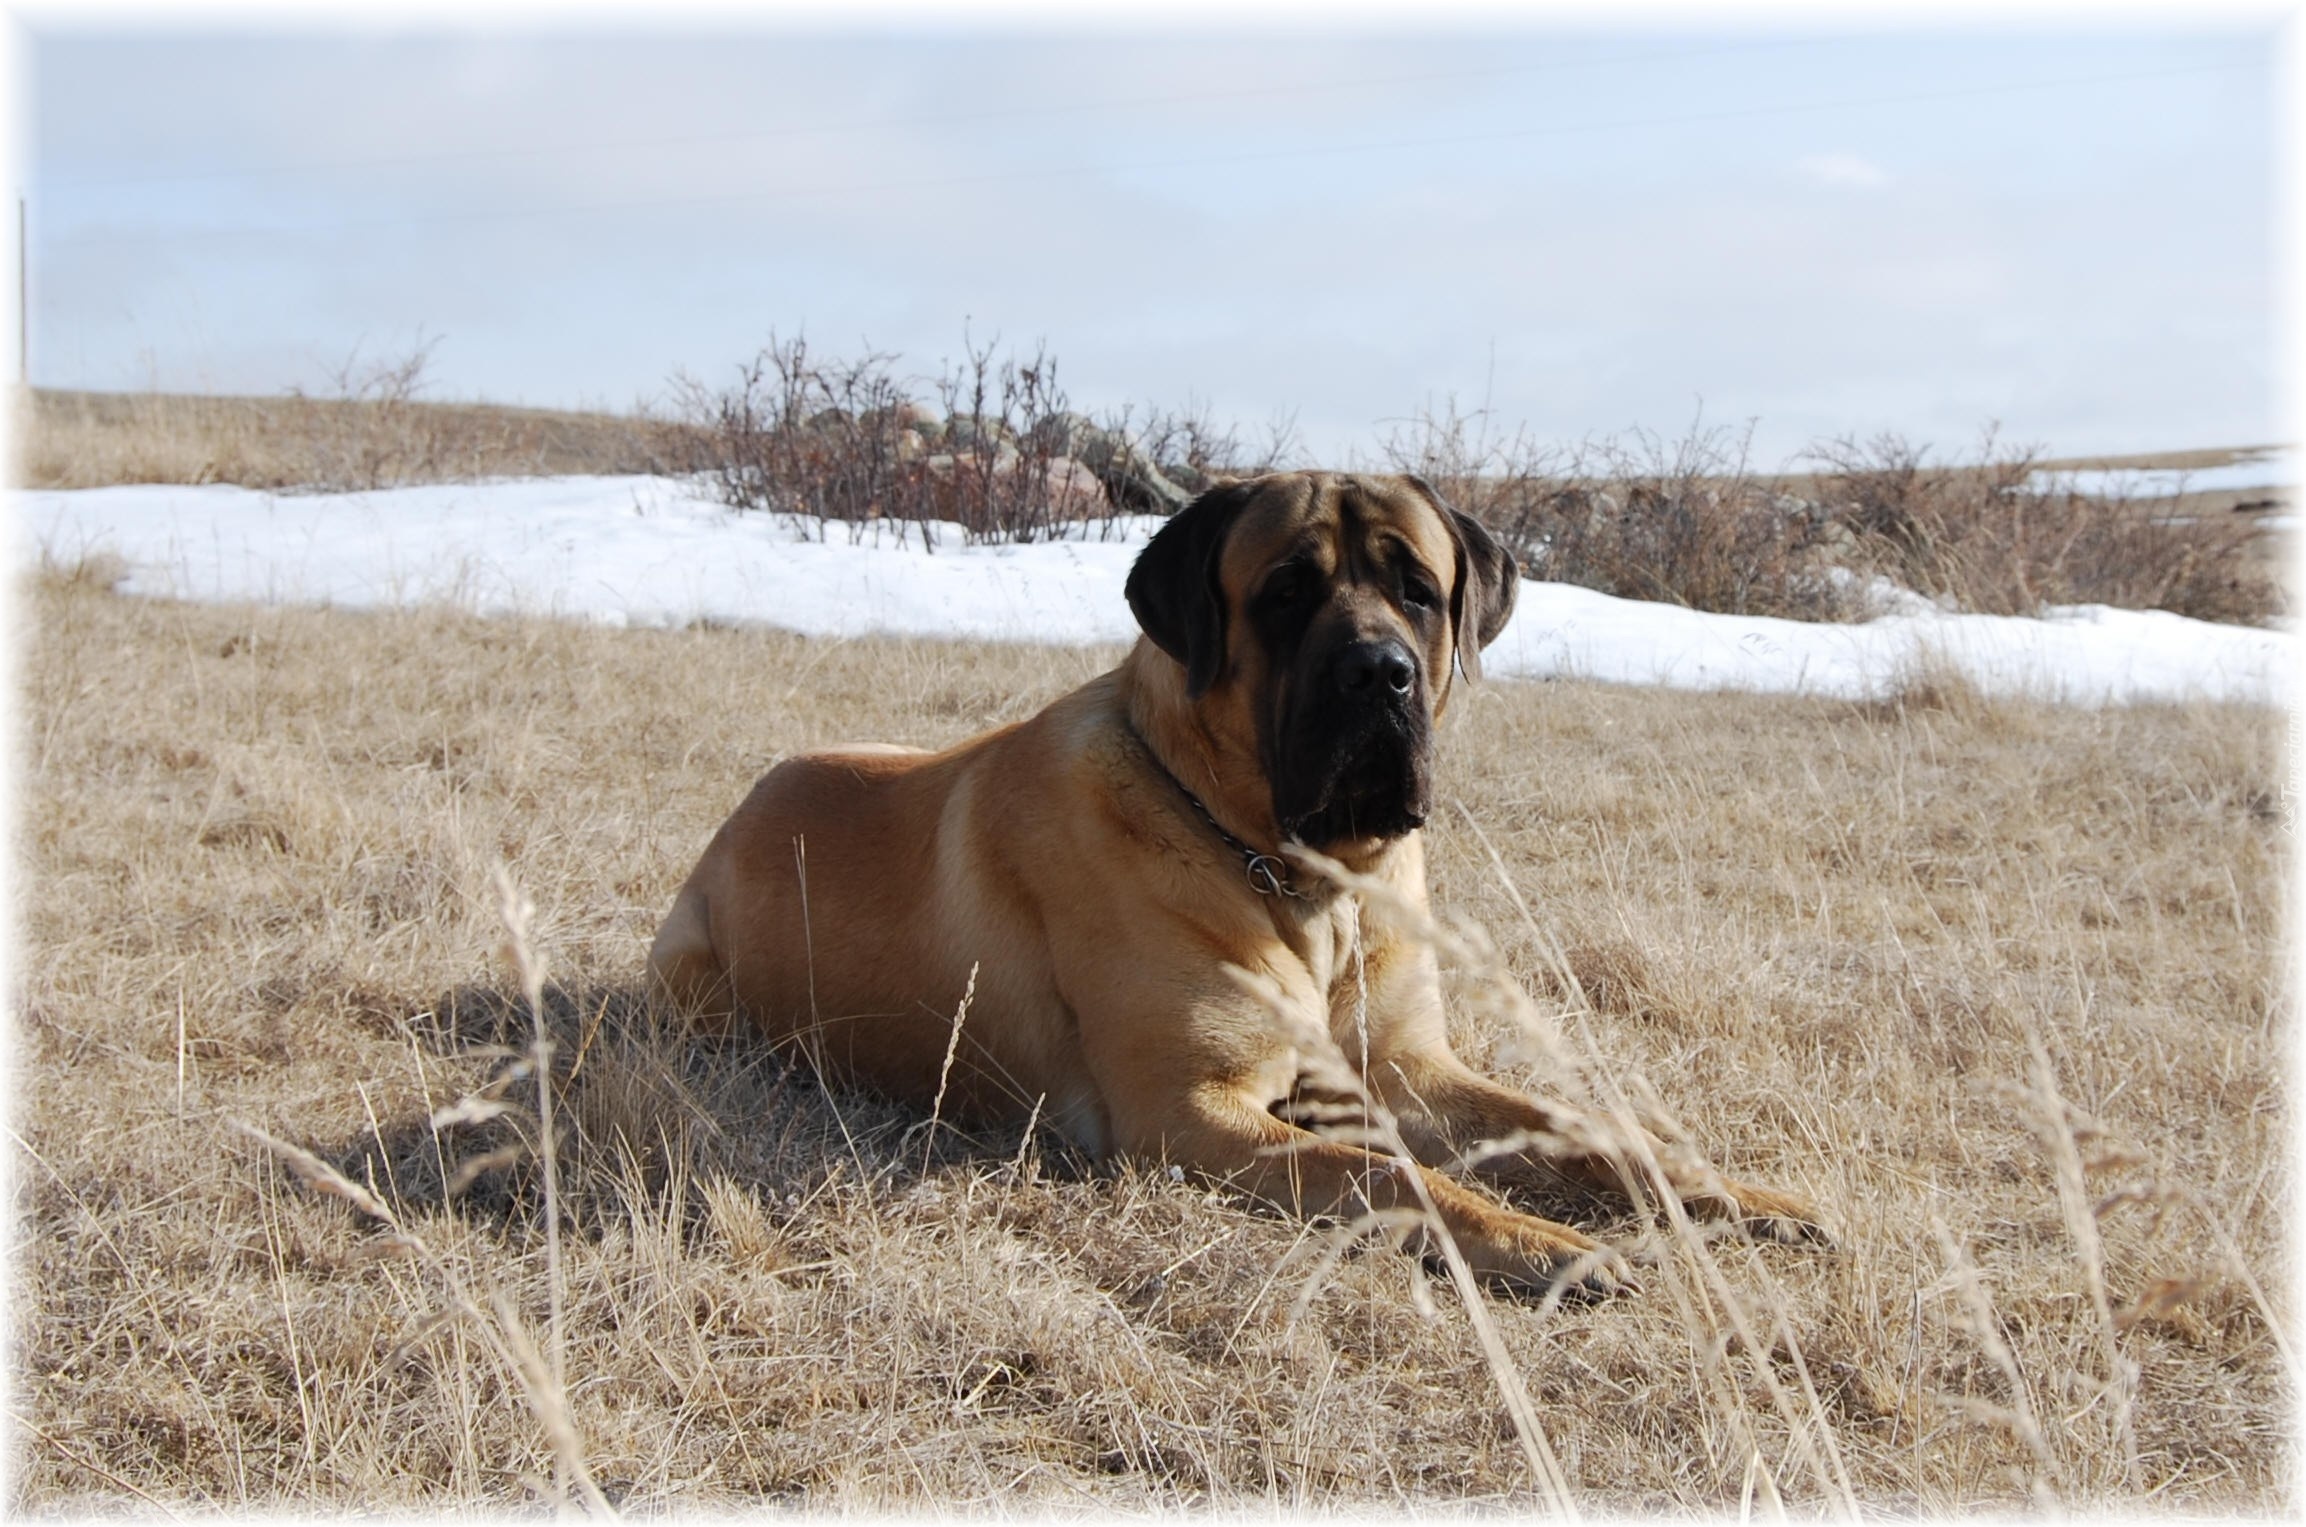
[25,24,2281,468]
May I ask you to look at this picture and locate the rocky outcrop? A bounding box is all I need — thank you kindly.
[916,451,1110,517]
[1023,413,1195,514]
[815,403,1198,518]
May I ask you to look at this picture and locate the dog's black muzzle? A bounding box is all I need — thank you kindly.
[1271,636,1434,847]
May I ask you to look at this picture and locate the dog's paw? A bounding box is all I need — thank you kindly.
[1688,1177,1834,1248]
[1550,1243,1642,1301]
[1470,1219,1639,1301]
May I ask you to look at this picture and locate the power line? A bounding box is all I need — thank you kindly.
[37,56,2259,249]
[41,36,1847,194]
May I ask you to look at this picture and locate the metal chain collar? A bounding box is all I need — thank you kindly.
[1127,725,1314,901]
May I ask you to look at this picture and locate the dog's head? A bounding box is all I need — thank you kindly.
[1125,471,1519,851]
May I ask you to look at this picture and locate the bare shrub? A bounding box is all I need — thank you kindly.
[676,332,1136,546]
[678,335,1309,544]
[1117,396,1303,493]
[1381,405,2279,627]
[1382,399,1856,620]
[1806,432,2281,625]
[928,332,1088,542]
[285,333,452,491]
[670,335,922,537]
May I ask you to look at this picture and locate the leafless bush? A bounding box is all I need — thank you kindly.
[283,333,457,492]
[1806,432,2281,625]
[929,332,1092,542]
[679,336,1320,544]
[1383,404,2281,627]
[669,335,916,536]
[1117,397,1303,493]
[677,333,1132,547]
[1383,400,1856,620]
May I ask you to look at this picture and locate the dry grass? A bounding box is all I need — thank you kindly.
[13,565,2290,1513]
[17,387,708,492]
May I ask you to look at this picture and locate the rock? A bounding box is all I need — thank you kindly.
[856,401,939,440]
[1163,461,1214,495]
[914,451,1107,516]
[1065,421,1193,514]
[946,415,1013,450]
[947,411,1191,514]
[1042,455,1109,516]
[1024,410,1096,457]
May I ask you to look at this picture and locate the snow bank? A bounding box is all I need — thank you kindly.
[16,475,2294,708]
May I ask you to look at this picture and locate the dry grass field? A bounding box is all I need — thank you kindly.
[12,560,2291,1514]
[17,388,705,492]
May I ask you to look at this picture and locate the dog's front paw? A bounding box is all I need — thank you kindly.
[1686,1176,1833,1248]
[1464,1217,1639,1301]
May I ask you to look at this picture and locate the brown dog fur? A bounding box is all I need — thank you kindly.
[649,471,1824,1295]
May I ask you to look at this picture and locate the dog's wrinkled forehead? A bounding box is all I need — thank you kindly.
[1216,473,1456,594]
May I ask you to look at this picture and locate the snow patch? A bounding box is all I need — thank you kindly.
[16,474,2294,708]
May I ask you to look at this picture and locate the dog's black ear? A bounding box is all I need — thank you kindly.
[1126,480,1253,698]
[1408,475,1519,683]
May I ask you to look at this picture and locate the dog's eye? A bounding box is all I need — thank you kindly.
[1401,574,1439,611]
[1262,567,1310,607]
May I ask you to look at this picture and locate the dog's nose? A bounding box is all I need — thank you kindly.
[1336,640,1417,698]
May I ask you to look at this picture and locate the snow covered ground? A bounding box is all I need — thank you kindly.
[16,474,2295,708]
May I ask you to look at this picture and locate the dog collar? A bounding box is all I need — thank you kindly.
[1126,725,1314,901]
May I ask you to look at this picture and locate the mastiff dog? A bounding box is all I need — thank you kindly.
[649,470,1824,1296]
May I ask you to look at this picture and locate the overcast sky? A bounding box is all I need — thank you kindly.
[23,22,2284,468]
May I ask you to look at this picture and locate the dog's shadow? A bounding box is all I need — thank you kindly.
[330,981,1093,1240]
[321,985,1660,1301]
